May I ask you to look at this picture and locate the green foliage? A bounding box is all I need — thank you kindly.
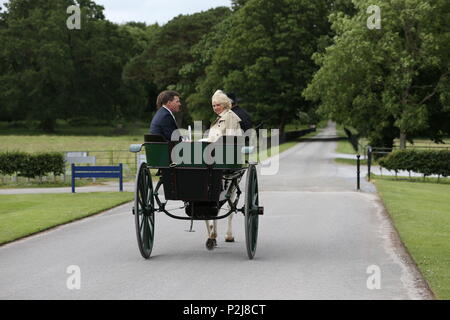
[0,0,149,131]
[304,0,450,147]
[0,0,348,134]
[373,177,450,299]
[0,152,28,176]
[123,6,231,126]
[184,12,238,123]
[2,0,448,141]
[192,0,332,134]
[0,151,65,178]
[379,149,450,178]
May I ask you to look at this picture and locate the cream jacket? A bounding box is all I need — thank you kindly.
[207,109,242,142]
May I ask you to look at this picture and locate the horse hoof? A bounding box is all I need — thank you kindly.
[225,237,235,243]
[206,238,215,251]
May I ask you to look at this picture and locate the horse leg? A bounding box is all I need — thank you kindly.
[205,220,212,237]
[205,220,216,250]
[225,189,236,242]
[225,214,234,242]
[211,220,218,246]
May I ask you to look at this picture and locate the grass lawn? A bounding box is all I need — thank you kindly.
[0,192,134,245]
[334,138,373,166]
[334,157,368,166]
[0,121,152,153]
[0,179,100,189]
[335,136,370,155]
[0,134,144,153]
[336,139,358,154]
[373,176,450,299]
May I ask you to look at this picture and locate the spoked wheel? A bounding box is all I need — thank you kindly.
[244,164,259,259]
[134,162,155,259]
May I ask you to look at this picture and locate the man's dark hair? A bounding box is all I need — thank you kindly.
[157,90,180,109]
[226,92,241,106]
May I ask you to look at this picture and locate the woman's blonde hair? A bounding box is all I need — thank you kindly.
[212,90,232,110]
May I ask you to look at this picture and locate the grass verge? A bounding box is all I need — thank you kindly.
[0,134,143,153]
[334,157,368,166]
[0,179,102,189]
[0,192,134,245]
[373,175,450,299]
[336,139,357,154]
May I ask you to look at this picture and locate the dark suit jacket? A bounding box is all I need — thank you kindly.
[231,105,252,132]
[149,107,178,141]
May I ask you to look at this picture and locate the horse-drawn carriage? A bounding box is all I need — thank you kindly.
[129,134,263,260]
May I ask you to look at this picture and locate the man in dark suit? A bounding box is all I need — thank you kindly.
[226,92,252,132]
[150,90,181,141]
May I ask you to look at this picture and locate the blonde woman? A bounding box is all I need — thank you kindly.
[207,90,242,142]
[203,90,242,245]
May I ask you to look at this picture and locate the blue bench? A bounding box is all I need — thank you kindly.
[71,164,123,193]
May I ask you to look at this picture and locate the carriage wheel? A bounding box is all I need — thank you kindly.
[134,162,155,259]
[245,164,259,259]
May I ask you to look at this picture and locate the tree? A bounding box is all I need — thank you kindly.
[0,0,148,131]
[123,7,231,126]
[183,11,237,124]
[193,0,331,136]
[304,0,450,148]
[0,0,77,131]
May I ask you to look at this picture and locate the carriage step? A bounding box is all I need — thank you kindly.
[258,206,264,215]
[240,206,264,215]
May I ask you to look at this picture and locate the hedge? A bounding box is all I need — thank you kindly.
[0,152,65,179]
[378,149,450,178]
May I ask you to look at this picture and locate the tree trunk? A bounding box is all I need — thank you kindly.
[279,125,286,144]
[399,131,407,149]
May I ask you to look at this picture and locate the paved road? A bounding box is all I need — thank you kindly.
[0,122,433,299]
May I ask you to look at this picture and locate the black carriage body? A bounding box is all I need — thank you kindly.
[143,134,247,202]
[161,167,223,202]
[131,134,262,259]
